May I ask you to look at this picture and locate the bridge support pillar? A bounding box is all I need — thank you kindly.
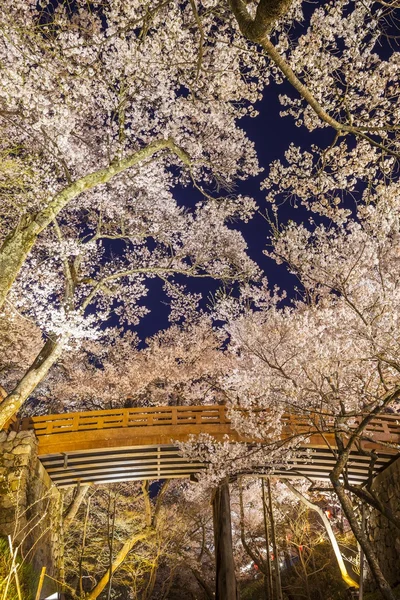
[0,429,63,596]
[367,455,400,591]
[212,479,238,600]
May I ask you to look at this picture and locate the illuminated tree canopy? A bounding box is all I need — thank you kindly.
[0,1,400,597]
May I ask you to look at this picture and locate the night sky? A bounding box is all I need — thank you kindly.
[133,76,326,343]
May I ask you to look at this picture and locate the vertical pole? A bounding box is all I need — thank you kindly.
[267,478,283,600]
[212,479,239,600]
[106,492,117,600]
[2,541,19,600]
[7,537,22,600]
[359,505,365,600]
[34,567,46,600]
[262,479,273,600]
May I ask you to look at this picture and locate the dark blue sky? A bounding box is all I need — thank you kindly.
[133,77,325,342]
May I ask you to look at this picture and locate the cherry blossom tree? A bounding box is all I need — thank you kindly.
[210,184,400,598]
[233,478,356,599]
[0,0,266,309]
[62,480,175,599]
[0,0,272,426]
[62,478,221,600]
[2,0,400,426]
[230,0,400,223]
[2,0,399,309]
[0,207,257,428]
[25,319,231,415]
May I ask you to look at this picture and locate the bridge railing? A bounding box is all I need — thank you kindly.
[18,405,400,446]
[280,412,400,443]
[20,405,228,436]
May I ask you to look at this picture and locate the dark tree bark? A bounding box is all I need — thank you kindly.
[262,479,274,600]
[212,479,239,600]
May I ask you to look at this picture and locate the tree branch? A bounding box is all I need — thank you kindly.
[0,137,191,310]
[229,1,400,159]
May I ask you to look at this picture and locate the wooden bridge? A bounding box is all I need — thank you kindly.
[15,405,400,488]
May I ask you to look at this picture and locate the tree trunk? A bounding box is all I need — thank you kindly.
[267,479,283,600]
[63,484,91,531]
[212,479,239,600]
[77,493,92,597]
[330,473,395,600]
[86,530,152,600]
[283,481,358,588]
[0,337,65,430]
[262,478,274,600]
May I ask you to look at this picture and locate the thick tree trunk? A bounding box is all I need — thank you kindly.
[0,337,65,430]
[267,478,283,600]
[0,138,190,310]
[212,480,239,600]
[262,479,273,600]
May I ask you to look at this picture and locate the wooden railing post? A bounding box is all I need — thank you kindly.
[72,414,80,432]
[45,420,54,435]
[380,420,391,441]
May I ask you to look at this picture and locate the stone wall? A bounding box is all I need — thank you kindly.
[0,429,63,595]
[367,455,400,588]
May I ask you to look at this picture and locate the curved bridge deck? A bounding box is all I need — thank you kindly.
[17,405,400,488]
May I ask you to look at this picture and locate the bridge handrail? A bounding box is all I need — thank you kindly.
[20,405,228,436]
[18,405,400,443]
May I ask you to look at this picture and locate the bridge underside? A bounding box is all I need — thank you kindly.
[40,444,396,488]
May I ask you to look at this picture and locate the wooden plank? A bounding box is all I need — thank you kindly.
[45,457,202,473]
[48,462,205,479]
[53,466,203,485]
[40,444,182,459]
[36,423,239,455]
[41,449,182,465]
[40,446,393,471]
